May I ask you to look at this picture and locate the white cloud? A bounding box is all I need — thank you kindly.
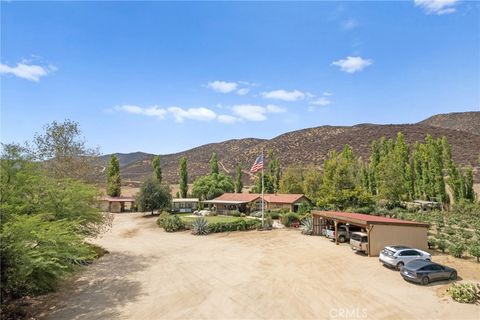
[232,105,268,121]
[323,92,332,96]
[261,89,307,101]
[310,97,332,106]
[414,0,458,15]
[0,61,56,82]
[217,114,239,124]
[207,80,253,95]
[115,104,217,122]
[332,56,373,73]
[115,105,167,119]
[342,19,358,30]
[236,88,250,95]
[168,107,217,123]
[207,80,238,93]
[266,104,286,113]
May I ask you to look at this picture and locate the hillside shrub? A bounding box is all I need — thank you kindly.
[162,215,185,232]
[449,242,466,258]
[437,238,447,253]
[191,217,210,235]
[468,242,480,262]
[447,283,479,304]
[427,237,437,249]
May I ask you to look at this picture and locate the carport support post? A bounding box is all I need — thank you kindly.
[334,220,339,245]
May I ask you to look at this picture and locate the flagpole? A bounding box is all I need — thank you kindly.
[261,149,264,228]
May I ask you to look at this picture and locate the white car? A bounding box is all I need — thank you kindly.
[379,246,431,270]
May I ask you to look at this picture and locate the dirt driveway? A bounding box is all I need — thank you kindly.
[45,213,479,320]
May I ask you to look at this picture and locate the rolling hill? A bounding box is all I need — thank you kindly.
[99,112,480,186]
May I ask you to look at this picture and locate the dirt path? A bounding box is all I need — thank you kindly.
[44,213,479,320]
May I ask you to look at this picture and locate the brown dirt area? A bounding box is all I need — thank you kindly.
[37,213,479,320]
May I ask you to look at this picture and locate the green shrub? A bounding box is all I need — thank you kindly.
[468,242,480,262]
[191,217,210,235]
[438,238,447,253]
[230,210,241,217]
[447,283,479,304]
[301,217,313,235]
[268,211,281,219]
[428,237,437,249]
[209,219,260,233]
[449,242,466,258]
[264,215,273,230]
[280,212,300,227]
[156,211,170,227]
[163,215,185,232]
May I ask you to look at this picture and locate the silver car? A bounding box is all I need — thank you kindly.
[379,246,431,270]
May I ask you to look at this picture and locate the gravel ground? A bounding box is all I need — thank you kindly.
[43,212,479,320]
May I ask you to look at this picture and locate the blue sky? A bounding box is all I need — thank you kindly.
[1,1,479,155]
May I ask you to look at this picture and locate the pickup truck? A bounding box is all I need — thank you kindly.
[325,224,363,243]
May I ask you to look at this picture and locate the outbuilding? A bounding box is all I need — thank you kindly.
[99,196,136,213]
[312,210,429,256]
[172,198,199,213]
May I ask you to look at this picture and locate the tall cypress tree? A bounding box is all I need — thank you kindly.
[464,166,475,202]
[210,153,219,175]
[152,155,162,183]
[179,157,188,198]
[235,163,243,193]
[369,140,381,195]
[106,154,121,197]
[267,150,281,193]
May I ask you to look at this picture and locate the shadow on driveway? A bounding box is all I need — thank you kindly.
[45,252,152,320]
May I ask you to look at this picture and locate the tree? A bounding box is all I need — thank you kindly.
[316,146,370,210]
[32,119,99,181]
[368,140,381,195]
[464,166,475,202]
[136,178,172,214]
[106,154,121,197]
[192,173,234,200]
[152,155,162,183]
[210,153,219,175]
[250,172,274,194]
[0,143,105,302]
[302,166,322,201]
[179,157,188,198]
[279,166,304,194]
[235,163,243,193]
[267,150,281,193]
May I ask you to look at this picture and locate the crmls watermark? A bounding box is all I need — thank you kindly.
[329,307,368,319]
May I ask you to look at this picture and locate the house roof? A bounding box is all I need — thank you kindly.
[202,200,250,205]
[99,196,136,202]
[263,194,307,204]
[207,193,308,205]
[212,193,261,203]
[312,210,429,227]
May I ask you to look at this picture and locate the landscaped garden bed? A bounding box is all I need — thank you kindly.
[156,213,262,234]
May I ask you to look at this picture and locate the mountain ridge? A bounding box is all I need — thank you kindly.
[99,111,480,185]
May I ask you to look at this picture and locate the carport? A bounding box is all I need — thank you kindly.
[312,210,429,256]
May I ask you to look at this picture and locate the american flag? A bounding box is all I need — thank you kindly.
[250,154,264,173]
